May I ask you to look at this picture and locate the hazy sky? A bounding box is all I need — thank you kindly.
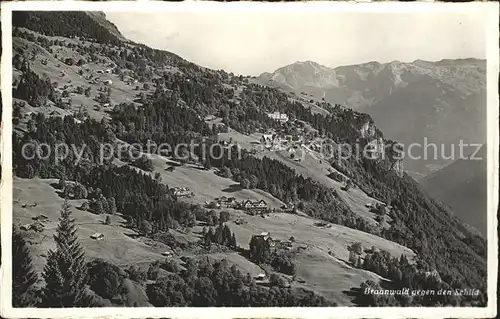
[106,10,487,76]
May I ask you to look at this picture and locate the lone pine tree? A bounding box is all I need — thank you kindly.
[41,200,89,307]
[12,227,39,307]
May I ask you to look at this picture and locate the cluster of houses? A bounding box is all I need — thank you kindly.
[212,196,238,208]
[314,221,332,229]
[256,126,324,159]
[204,197,301,216]
[173,187,194,198]
[204,197,269,214]
[96,68,113,74]
[241,199,268,213]
[251,231,308,255]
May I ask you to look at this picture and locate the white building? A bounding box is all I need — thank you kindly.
[267,112,289,123]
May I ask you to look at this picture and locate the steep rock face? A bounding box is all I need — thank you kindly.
[358,122,403,177]
[12,11,126,44]
[390,159,404,177]
[360,121,377,140]
[84,12,127,41]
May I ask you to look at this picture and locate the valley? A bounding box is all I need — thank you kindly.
[9,11,487,309]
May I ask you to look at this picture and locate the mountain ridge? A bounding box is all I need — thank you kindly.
[256,58,487,177]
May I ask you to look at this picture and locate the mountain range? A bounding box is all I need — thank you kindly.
[257,59,487,178]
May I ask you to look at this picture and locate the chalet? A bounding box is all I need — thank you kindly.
[32,214,48,222]
[103,79,113,85]
[215,196,237,208]
[314,221,329,228]
[104,69,113,74]
[20,224,32,231]
[243,200,254,210]
[328,171,345,183]
[242,199,268,212]
[30,222,45,232]
[259,231,271,240]
[90,233,104,240]
[255,273,266,280]
[173,187,193,198]
[262,134,274,143]
[254,200,268,209]
[267,112,289,123]
[205,201,221,209]
[161,251,173,257]
[216,196,228,202]
[234,218,246,225]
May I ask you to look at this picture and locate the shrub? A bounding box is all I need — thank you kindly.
[87,259,124,300]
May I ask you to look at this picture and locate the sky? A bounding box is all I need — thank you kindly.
[105,9,487,76]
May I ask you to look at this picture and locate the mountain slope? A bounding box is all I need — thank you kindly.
[10,11,487,307]
[257,59,487,177]
[421,145,487,236]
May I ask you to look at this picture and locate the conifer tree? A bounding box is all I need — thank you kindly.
[41,200,89,307]
[93,197,104,215]
[230,233,237,249]
[12,228,39,307]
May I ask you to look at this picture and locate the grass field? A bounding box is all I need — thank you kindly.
[13,173,414,305]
